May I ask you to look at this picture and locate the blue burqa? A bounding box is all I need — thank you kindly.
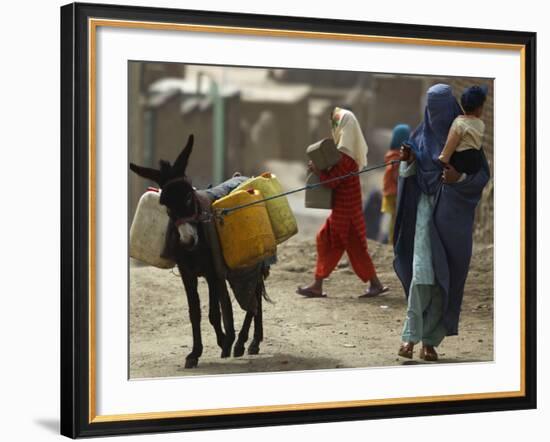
[393,84,490,335]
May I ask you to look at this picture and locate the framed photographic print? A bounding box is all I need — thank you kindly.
[60,2,537,438]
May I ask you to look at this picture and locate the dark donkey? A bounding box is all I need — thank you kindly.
[130,135,268,368]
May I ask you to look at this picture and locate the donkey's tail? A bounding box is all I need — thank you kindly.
[257,277,273,304]
[259,260,274,304]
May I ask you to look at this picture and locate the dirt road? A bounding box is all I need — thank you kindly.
[129,238,493,379]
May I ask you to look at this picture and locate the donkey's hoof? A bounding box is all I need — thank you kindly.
[221,336,234,358]
[221,346,232,358]
[184,357,199,369]
[247,343,260,355]
[233,344,245,358]
[216,334,226,349]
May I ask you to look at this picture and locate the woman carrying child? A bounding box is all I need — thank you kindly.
[394,84,490,361]
[439,85,488,175]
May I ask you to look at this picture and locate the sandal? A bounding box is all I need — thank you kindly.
[296,287,327,298]
[398,342,414,359]
[419,345,438,361]
[359,286,389,298]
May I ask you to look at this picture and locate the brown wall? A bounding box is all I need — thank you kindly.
[273,69,365,88]
[152,95,214,189]
[369,75,425,131]
[141,63,185,93]
[128,62,145,225]
[128,63,494,244]
[128,93,242,221]
[240,97,310,167]
[152,95,243,187]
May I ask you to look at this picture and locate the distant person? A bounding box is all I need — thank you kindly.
[438,85,487,175]
[394,84,490,361]
[297,107,388,298]
[380,124,411,243]
[250,110,281,160]
[363,189,383,241]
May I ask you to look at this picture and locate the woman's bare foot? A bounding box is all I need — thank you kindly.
[296,279,327,298]
[359,276,389,298]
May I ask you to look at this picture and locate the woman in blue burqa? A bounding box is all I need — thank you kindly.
[394,83,490,361]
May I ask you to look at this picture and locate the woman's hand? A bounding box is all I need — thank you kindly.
[442,164,462,184]
[400,144,415,164]
[307,160,321,176]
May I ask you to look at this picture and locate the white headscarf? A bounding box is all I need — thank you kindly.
[331,107,368,169]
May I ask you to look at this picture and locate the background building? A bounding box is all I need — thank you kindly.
[128,62,493,243]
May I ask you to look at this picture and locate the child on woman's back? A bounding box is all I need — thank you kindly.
[438,85,488,175]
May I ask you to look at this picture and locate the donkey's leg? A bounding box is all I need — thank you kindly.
[217,280,235,358]
[233,312,253,357]
[180,269,203,368]
[248,292,263,355]
[206,276,226,351]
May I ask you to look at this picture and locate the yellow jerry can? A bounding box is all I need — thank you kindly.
[212,189,276,270]
[234,173,298,244]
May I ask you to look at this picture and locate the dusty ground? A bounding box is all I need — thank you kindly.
[129,237,493,379]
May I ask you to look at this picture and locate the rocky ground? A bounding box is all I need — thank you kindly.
[129,237,493,379]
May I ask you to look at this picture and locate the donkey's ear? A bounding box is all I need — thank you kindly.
[172,134,194,177]
[129,163,161,184]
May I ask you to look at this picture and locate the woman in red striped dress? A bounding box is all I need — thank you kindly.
[297,107,388,298]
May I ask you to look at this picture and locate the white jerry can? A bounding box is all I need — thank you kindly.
[129,188,175,269]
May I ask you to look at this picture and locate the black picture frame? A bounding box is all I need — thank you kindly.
[60,2,537,438]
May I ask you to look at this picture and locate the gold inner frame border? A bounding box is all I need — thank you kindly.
[87,17,527,424]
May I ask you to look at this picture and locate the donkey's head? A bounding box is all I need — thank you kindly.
[130,135,199,249]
